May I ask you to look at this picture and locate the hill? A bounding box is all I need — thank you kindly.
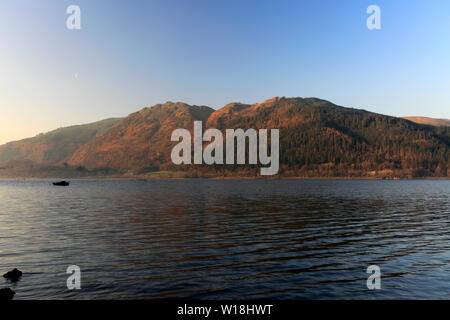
[403,117,450,127]
[66,102,214,172]
[204,97,449,178]
[0,118,123,165]
[0,98,448,178]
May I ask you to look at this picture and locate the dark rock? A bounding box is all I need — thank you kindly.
[0,288,15,300]
[3,268,22,282]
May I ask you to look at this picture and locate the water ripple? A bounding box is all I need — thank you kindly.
[0,179,449,299]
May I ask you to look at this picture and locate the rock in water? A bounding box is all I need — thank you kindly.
[3,268,22,282]
[0,288,15,300]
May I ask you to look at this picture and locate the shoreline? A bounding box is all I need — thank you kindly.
[1,176,449,181]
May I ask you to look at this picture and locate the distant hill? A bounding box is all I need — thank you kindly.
[0,98,448,178]
[0,118,123,165]
[403,117,450,127]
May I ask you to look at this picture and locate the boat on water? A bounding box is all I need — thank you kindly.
[52,181,70,186]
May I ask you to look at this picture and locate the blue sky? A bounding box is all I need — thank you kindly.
[0,0,449,144]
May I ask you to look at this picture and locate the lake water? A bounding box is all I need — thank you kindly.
[0,179,449,299]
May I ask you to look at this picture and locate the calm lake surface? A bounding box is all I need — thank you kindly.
[0,179,449,299]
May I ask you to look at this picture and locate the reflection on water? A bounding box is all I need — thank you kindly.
[0,179,449,299]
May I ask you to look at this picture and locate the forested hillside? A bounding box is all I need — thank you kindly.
[0,98,448,178]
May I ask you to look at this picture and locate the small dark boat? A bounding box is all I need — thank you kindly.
[53,181,70,186]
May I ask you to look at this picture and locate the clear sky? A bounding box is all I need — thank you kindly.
[0,0,449,144]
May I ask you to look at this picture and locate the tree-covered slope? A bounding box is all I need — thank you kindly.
[205,97,449,177]
[1,97,448,178]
